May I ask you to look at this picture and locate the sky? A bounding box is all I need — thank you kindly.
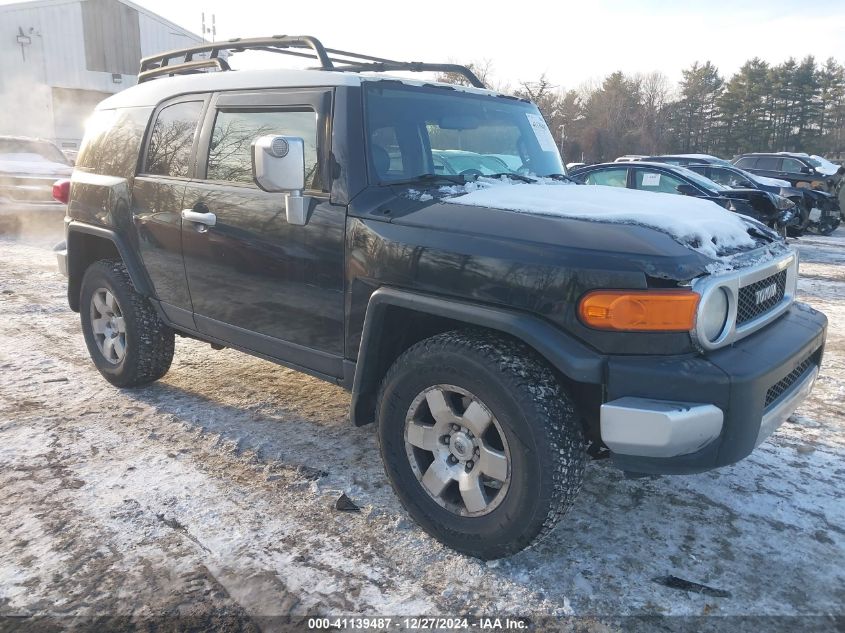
[5,0,845,90]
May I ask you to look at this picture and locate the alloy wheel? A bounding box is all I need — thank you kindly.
[404,385,511,517]
[90,288,126,364]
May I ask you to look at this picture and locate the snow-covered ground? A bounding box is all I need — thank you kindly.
[0,227,843,631]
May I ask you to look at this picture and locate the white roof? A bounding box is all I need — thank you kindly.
[98,68,505,109]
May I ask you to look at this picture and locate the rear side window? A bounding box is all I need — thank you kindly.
[734,157,756,169]
[583,168,627,187]
[708,167,753,188]
[145,101,204,178]
[206,109,319,189]
[634,169,685,194]
[76,107,151,178]
[755,156,781,171]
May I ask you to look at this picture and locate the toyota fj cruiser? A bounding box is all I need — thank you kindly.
[56,36,827,559]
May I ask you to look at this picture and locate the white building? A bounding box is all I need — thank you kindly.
[0,0,202,153]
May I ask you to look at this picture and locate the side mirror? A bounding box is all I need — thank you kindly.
[675,183,699,196]
[800,166,812,175]
[251,135,308,225]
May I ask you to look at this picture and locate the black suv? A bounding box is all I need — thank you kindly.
[733,152,843,194]
[56,36,827,559]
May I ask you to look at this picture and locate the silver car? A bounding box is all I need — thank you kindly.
[0,136,72,233]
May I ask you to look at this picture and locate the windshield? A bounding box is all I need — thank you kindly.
[0,138,69,165]
[363,82,563,184]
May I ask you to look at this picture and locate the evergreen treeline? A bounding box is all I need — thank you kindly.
[440,57,845,163]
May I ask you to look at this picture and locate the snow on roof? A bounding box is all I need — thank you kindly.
[442,179,758,259]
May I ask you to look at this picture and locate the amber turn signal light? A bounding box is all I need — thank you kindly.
[578,290,699,332]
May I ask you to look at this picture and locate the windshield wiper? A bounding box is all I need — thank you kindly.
[545,173,578,183]
[482,172,536,183]
[385,173,466,186]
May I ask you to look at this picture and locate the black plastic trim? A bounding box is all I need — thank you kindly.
[350,286,605,426]
[67,221,155,298]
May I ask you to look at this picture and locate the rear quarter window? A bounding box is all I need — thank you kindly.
[145,101,204,178]
[734,157,757,169]
[75,107,152,179]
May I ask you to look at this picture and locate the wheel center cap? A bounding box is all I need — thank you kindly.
[450,432,472,460]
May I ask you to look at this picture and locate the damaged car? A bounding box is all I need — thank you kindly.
[569,161,799,235]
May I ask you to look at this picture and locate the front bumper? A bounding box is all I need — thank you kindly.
[601,303,827,474]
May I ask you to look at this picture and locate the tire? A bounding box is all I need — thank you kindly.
[818,217,840,236]
[376,329,586,559]
[80,259,174,387]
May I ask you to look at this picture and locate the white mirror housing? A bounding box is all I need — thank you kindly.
[251,135,308,225]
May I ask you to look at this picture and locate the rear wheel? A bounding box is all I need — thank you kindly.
[80,260,174,387]
[376,330,586,559]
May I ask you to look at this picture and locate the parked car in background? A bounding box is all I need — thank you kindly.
[614,155,645,162]
[566,161,586,171]
[732,152,843,195]
[684,163,841,236]
[570,161,798,234]
[642,153,733,167]
[0,136,72,234]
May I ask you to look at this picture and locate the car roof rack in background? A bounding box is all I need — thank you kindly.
[138,35,486,88]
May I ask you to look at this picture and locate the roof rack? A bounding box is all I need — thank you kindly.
[138,35,486,88]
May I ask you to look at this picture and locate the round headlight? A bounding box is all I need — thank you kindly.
[699,288,729,342]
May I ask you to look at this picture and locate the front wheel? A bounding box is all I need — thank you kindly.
[376,330,586,559]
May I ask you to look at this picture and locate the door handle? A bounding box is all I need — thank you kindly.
[181,208,216,227]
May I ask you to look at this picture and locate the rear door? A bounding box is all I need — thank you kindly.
[180,88,346,378]
[132,96,208,329]
[748,155,782,180]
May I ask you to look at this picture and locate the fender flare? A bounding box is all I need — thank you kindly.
[349,286,604,426]
[66,221,155,309]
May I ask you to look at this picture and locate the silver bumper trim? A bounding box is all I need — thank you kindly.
[756,366,819,447]
[600,398,724,458]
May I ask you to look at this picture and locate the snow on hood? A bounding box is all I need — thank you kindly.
[440,179,759,259]
[810,155,841,177]
[0,153,72,177]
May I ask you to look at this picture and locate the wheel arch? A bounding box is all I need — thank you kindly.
[66,222,154,312]
[349,287,604,427]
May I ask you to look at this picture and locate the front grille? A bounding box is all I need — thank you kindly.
[765,357,815,408]
[737,269,787,325]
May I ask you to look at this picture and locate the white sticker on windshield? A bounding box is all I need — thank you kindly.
[525,113,558,153]
[642,172,661,187]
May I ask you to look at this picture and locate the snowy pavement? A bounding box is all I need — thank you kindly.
[0,228,843,631]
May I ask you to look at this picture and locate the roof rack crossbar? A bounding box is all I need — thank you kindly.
[139,58,231,82]
[137,35,485,88]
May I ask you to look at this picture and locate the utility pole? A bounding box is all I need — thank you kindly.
[201,12,216,42]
